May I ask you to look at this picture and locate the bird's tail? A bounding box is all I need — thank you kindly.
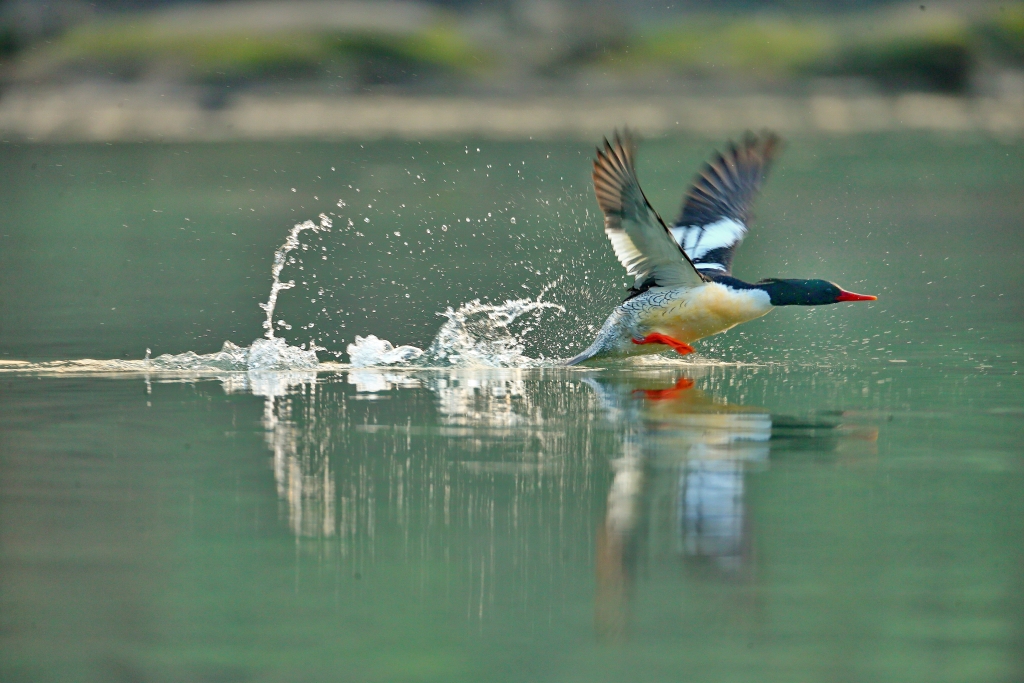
[565,351,594,366]
[566,344,602,366]
[566,310,624,366]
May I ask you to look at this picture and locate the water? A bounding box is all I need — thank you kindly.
[1,133,1022,682]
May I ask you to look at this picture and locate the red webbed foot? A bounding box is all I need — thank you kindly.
[632,377,695,400]
[631,333,695,357]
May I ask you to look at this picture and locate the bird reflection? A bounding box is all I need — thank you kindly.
[588,371,877,640]
[588,372,770,639]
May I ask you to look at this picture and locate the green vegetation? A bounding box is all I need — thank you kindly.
[49,22,326,79]
[978,3,1024,64]
[5,3,1024,92]
[821,29,974,93]
[0,27,19,61]
[19,16,486,85]
[328,23,487,85]
[602,6,1021,93]
[614,17,836,78]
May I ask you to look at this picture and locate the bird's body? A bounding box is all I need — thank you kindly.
[575,282,772,362]
[568,130,875,366]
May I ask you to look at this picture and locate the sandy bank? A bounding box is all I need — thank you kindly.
[2,86,1022,142]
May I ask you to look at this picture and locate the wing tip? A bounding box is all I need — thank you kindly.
[592,127,642,216]
[595,127,640,168]
[738,129,783,170]
[677,130,783,229]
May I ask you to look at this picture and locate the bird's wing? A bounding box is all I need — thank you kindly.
[671,132,780,277]
[593,131,704,294]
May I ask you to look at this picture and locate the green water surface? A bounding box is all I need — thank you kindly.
[0,134,1022,682]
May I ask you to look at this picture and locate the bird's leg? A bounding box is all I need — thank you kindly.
[632,333,695,356]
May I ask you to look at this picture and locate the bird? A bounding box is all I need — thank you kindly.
[567,130,876,366]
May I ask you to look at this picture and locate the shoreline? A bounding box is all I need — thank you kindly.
[2,87,1023,142]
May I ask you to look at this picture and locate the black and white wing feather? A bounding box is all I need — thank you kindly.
[671,132,780,276]
[593,131,704,295]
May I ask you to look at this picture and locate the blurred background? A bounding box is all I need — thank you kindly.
[1,0,1023,140]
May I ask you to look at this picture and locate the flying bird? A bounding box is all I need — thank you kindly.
[567,131,875,366]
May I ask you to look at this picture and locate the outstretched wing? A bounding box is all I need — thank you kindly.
[593,131,704,296]
[671,132,780,276]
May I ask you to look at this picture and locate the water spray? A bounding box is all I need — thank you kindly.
[260,214,332,340]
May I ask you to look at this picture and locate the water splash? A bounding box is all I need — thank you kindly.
[347,335,424,367]
[423,297,565,366]
[347,294,565,368]
[0,213,577,374]
[146,338,319,372]
[260,214,332,340]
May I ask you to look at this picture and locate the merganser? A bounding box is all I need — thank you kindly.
[567,131,876,366]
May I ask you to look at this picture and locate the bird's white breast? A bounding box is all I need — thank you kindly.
[628,282,773,343]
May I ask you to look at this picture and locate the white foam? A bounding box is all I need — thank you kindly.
[148,338,319,372]
[347,335,424,368]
